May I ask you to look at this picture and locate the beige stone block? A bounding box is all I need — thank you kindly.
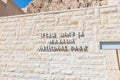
[28,54,52,62]
[69,20,78,25]
[62,70,73,75]
[65,75,81,80]
[0,77,8,80]
[100,7,118,14]
[51,75,65,80]
[25,44,34,51]
[34,69,45,74]
[87,9,94,14]
[72,10,87,16]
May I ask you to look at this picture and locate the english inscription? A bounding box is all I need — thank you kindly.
[37,31,88,52]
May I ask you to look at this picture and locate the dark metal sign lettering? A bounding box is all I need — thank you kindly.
[37,31,88,52]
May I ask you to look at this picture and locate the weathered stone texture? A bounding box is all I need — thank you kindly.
[27,0,107,13]
[0,5,120,80]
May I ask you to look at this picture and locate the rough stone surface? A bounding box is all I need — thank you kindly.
[27,0,107,13]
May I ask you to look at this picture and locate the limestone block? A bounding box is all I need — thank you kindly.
[65,75,81,80]
[0,77,8,80]
[51,75,65,80]
[100,7,118,14]
[62,70,73,75]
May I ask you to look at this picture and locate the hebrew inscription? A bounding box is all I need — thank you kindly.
[37,31,88,52]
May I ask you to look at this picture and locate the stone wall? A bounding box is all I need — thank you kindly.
[0,0,25,17]
[0,5,120,80]
[27,0,107,13]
